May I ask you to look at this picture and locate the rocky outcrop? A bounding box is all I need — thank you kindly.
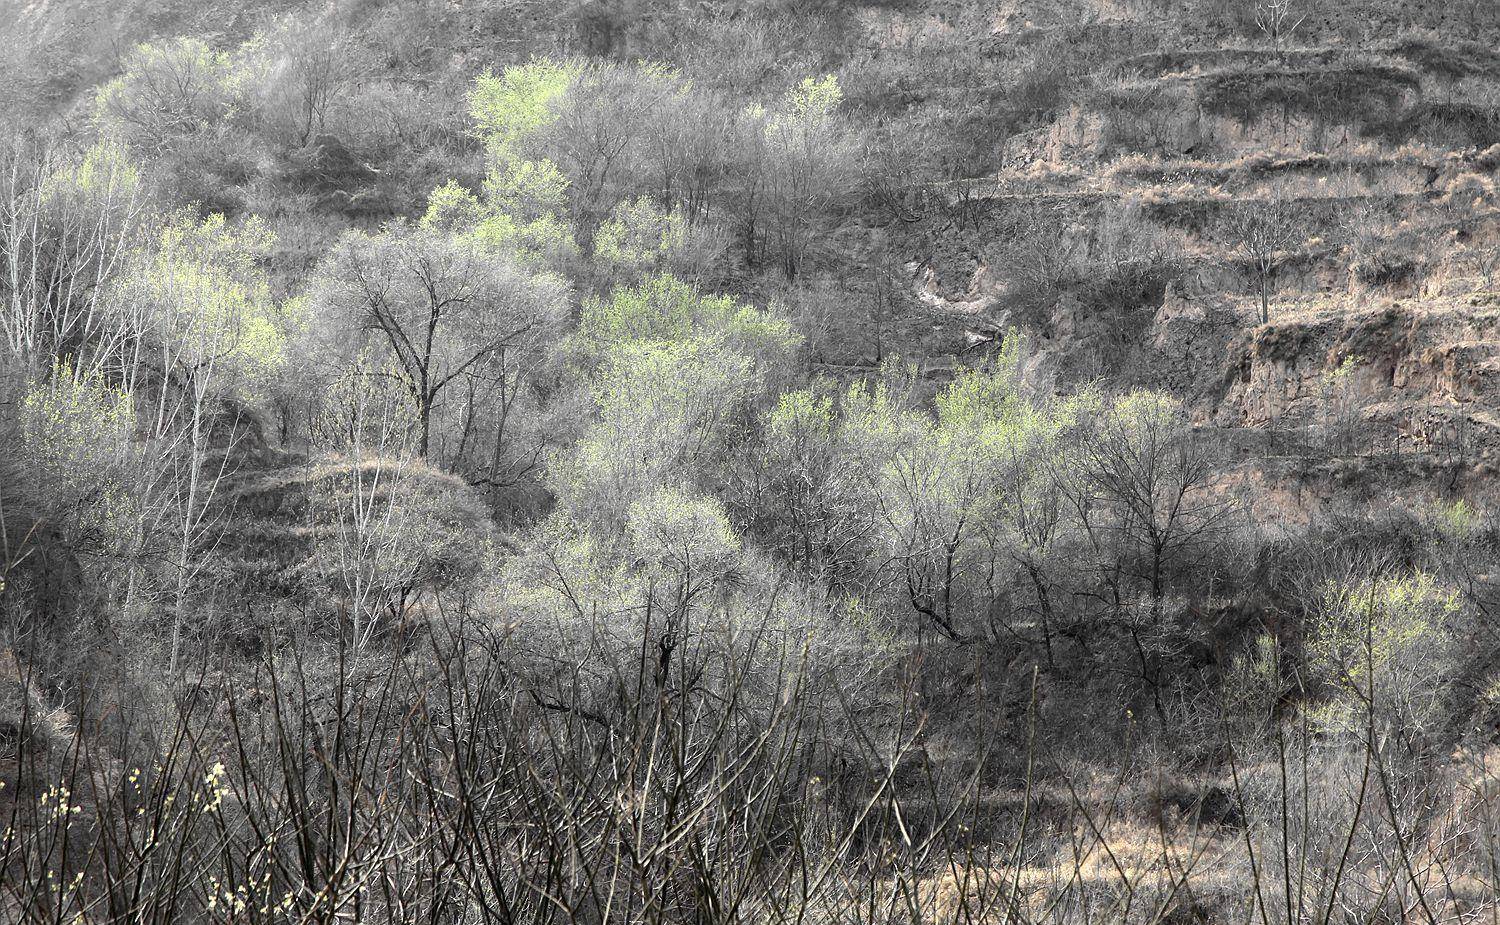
[1216,294,1500,474]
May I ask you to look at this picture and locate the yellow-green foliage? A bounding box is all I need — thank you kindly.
[855,346,1081,554]
[759,73,857,267]
[1308,572,1461,734]
[825,347,1091,634]
[468,61,578,156]
[125,212,286,396]
[22,143,145,362]
[1224,634,1283,732]
[575,273,797,367]
[1433,498,1481,540]
[1104,389,1184,445]
[627,486,741,580]
[426,61,581,261]
[501,512,634,619]
[557,337,754,524]
[837,362,926,460]
[555,274,795,523]
[593,197,689,280]
[497,508,684,697]
[1319,354,1362,392]
[18,366,138,549]
[41,140,142,205]
[475,160,575,259]
[94,38,242,149]
[767,388,835,448]
[773,75,844,129]
[420,181,487,235]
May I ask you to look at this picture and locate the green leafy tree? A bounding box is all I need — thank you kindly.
[540,61,681,248]
[555,338,755,528]
[846,350,1084,643]
[1,141,144,379]
[755,75,862,278]
[732,386,876,592]
[554,273,797,529]
[427,61,580,262]
[572,272,796,371]
[122,212,286,403]
[15,365,138,564]
[112,211,287,671]
[592,196,725,288]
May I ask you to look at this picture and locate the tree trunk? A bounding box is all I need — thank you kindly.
[417,394,432,457]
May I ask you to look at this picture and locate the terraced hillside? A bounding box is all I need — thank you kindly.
[877,2,1500,520]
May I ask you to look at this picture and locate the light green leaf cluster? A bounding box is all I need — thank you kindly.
[1319,353,1362,391]
[474,158,575,257]
[1227,633,1282,717]
[767,388,835,446]
[1104,389,1185,442]
[420,181,487,235]
[1308,571,1461,734]
[469,61,579,156]
[125,212,286,396]
[575,273,797,369]
[766,75,844,147]
[501,512,635,620]
[557,337,754,524]
[786,75,845,120]
[1432,498,1480,540]
[559,273,794,522]
[18,366,139,549]
[546,274,799,637]
[593,197,689,280]
[809,347,1091,639]
[837,362,925,453]
[429,61,581,262]
[627,486,741,579]
[495,505,715,703]
[859,349,1074,538]
[41,140,142,205]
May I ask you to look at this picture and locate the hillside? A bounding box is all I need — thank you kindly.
[4,1,1500,923]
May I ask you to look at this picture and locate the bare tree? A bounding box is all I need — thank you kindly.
[1068,391,1235,620]
[251,16,365,147]
[1228,201,1302,325]
[1254,0,1308,51]
[310,226,567,458]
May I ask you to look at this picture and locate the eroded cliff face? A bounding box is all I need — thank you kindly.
[1215,293,1500,456]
